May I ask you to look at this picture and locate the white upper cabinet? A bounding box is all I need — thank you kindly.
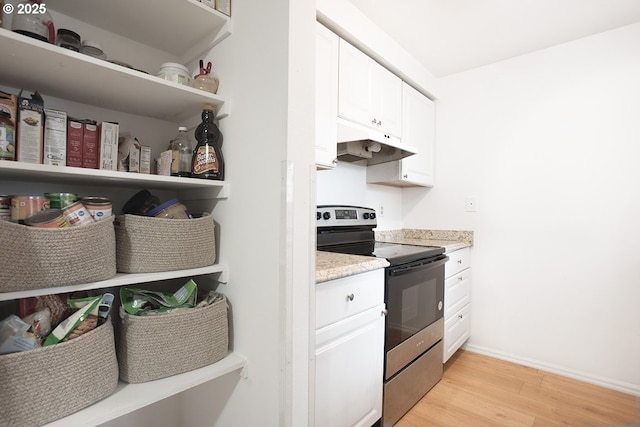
[315,22,339,169]
[338,39,402,138]
[367,83,435,187]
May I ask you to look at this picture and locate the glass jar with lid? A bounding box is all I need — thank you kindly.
[146,199,192,219]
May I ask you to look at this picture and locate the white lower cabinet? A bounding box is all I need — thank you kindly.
[315,269,385,427]
[443,247,472,362]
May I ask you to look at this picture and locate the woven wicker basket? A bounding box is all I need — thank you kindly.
[117,293,229,383]
[0,217,116,293]
[0,320,119,427]
[114,214,216,273]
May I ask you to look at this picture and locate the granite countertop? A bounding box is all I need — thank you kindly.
[375,229,474,253]
[316,229,473,283]
[316,251,389,283]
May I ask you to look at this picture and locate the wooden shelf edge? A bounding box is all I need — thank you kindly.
[44,352,247,427]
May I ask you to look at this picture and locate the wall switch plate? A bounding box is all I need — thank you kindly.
[466,197,477,212]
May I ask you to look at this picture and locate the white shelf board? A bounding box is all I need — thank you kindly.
[44,352,247,427]
[0,264,227,301]
[0,29,224,122]
[52,0,231,63]
[0,161,227,193]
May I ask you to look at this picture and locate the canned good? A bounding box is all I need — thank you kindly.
[24,209,69,228]
[11,196,50,223]
[81,197,112,221]
[45,192,78,209]
[0,195,11,222]
[62,200,94,226]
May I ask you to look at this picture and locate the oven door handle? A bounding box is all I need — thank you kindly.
[388,255,449,276]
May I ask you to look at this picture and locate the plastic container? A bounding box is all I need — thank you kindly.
[146,198,192,219]
[56,28,81,51]
[169,127,193,177]
[191,73,219,94]
[80,40,106,60]
[157,63,191,86]
[192,104,224,180]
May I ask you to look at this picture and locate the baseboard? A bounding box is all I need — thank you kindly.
[462,343,640,397]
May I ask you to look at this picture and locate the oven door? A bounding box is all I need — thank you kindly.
[384,255,448,353]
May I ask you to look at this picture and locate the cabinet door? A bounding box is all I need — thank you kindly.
[399,83,435,186]
[366,83,435,187]
[444,268,471,318]
[338,39,374,128]
[315,304,385,427]
[444,303,470,363]
[445,247,471,279]
[315,23,338,169]
[371,62,402,138]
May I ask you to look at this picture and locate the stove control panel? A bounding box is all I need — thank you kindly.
[316,205,377,227]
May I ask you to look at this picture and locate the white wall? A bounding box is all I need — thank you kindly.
[317,161,404,230]
[403,22,640,395]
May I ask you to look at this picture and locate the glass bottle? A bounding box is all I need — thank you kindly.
[169,126,193,177]
[191,104,224,180]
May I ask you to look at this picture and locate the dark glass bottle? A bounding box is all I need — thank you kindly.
[191,104,224,180]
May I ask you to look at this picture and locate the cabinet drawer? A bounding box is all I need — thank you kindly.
[443,303,470,363]
[444,268,471,318]
[316,269,384,329]
[445,247,471,278]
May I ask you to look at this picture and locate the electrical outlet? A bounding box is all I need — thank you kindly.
[466,197,477,212]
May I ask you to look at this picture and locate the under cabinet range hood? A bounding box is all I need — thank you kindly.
[336,117,417,165]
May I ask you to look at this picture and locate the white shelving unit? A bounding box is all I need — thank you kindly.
[0,161,229,195]
[53,0,232,65]
[0,28,225,123]
[0,264,228,302]
[0,1,244,425]
[44,352,247,427]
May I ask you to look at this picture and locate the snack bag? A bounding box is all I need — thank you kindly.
[43,296,101,346]
[121,279,197,316]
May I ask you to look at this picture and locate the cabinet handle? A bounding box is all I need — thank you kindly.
[371,118,377,125]
[381,308,388,317]
[346,293,354,302]
[458,276,463,281]
[458,314,463,319]
[458,259,463,264]
[377,120,382,126]
[403,174,408,179]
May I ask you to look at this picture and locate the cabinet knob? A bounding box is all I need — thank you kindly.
[377,120,382,126]
[381,308,388,317]
[458,259,463,264]
[403,174,408,179]
[371,118,377,125]
[458,276,463,281]
[458,314,464,319]
[346,293,354,302]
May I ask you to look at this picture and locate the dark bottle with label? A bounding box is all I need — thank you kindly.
[191,104,224,180]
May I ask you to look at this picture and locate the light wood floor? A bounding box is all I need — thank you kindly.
[397,350,639,427]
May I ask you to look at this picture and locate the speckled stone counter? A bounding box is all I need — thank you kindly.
[316,251,389,283]
[375,229,474,253]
